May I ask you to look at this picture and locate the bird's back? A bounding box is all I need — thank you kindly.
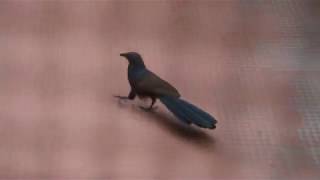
[129,67,180,98]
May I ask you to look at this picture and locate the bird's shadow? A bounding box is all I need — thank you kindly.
[115,98,215,150]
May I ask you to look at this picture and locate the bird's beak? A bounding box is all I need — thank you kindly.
[120,53,127,57]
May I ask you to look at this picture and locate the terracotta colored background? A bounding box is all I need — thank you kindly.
[0,0,319,179]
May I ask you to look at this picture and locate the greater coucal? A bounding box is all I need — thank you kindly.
[115,52,217,129]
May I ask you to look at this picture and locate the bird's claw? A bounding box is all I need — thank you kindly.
[113,95,129,100]
[139,106,158,112]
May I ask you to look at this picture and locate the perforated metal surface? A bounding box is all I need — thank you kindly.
[0,0,319,179]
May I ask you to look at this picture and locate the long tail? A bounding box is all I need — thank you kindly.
[159,96,217,129]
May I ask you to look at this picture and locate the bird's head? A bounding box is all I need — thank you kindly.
[120,52,145,68]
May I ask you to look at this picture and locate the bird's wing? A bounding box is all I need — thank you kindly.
[136,71,180,98]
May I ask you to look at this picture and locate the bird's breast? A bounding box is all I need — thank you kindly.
[128,67,147,87]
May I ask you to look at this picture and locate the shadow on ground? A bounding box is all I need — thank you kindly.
[115,98,216,150]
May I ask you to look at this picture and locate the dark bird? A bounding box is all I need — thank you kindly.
[115,52,217,129]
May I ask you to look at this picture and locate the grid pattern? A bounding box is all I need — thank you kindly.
[0,0,319,180]
[296,78,320,168]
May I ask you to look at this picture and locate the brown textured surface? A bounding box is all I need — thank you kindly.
[0,0,319,179]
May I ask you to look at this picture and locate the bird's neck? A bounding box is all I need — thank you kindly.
[128,64,147,80]
[128,63,146,70]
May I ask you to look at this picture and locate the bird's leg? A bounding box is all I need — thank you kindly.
[113,95,129,100]
[114,89,136,100]
[149,97,157,109]
[140,97,157,111]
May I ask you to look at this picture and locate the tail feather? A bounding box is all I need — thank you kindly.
[159,97,192,125]
[159,96,217,129]
[174,98,215,128]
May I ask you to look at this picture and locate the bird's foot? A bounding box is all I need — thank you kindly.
[113,95,129,100]
[139,106,158,112]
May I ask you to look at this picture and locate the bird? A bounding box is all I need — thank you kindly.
[115,52,217,129]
